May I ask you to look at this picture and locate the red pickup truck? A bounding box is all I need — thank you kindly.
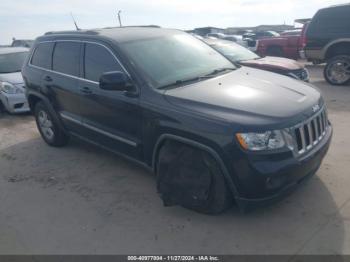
[255,30,302,59]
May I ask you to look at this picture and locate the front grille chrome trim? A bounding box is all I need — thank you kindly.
[292,106,328,155]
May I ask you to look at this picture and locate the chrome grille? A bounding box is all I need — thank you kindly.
[293,108,328,154]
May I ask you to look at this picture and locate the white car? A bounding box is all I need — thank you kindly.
[0,47,30,113]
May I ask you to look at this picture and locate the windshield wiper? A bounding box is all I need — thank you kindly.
[204,67,236,77]
[157,68,236,90]
[157,75,212,90]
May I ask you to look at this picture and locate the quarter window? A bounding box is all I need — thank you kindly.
[31,42,54,69]
[52,42,80,77]
[84,43,123,82]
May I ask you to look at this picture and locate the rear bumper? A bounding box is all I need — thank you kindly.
[234,124,332,211]
[0,92,30,113]
[304,49,325,62]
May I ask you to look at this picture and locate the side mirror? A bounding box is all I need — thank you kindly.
[99,71,133,91]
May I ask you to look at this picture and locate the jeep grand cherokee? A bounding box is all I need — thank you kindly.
[22,27,332,214]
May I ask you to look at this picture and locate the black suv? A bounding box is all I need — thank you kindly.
[304,3,350,85]
[22,27,332,213]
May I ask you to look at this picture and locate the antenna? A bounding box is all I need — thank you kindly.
[70,12,80,31]
[117,10,122,27]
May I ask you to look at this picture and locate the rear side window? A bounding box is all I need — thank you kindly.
[309,6,350,35]
[84,43,123,82]
[31,42,54,69]
[52,42,81,77]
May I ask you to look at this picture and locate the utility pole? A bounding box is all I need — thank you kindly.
[117,10,122,27]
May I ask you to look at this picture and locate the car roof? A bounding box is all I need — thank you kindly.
[0,47,29,54]
[40,26,181,43]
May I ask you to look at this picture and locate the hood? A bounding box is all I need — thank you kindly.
[164,67,322,129]
[240,56,302,71]
[0,72,24,84]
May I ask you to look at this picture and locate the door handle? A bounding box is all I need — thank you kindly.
[44,75,52,82]
[80,87,93,94]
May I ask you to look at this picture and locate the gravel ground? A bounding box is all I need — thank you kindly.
[0,64,350,255]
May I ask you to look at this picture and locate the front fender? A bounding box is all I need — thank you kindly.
[152,133,241,202]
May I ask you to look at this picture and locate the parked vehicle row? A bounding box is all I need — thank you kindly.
[22,27,332,214]
[206,33,249,47]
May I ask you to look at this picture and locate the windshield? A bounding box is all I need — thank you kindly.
[120,33,236,88]
[0,52,28,73]
[211,42,260,62]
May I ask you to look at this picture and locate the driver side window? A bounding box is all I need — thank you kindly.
[84,43,123,82]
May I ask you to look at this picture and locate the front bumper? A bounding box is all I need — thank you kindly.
[233,124,332,211]
[0,92,30,113]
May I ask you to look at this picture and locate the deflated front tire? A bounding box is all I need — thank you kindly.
[156,140,233,214]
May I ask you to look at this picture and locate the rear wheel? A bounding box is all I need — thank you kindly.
[34,101,69,147]
[266,46,284,57]
[156,141,233,214]
[324,55,350,85]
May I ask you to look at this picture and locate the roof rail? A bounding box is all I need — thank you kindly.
[44,25,161,35]
[44,30,98,35]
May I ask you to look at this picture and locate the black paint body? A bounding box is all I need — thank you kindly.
[22,27,332,210]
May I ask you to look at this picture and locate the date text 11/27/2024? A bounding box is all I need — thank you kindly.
[127,256,220,261]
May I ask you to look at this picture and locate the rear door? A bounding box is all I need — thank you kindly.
[25,42,55,97]
[49,41,83,132]
[77,42,142,159]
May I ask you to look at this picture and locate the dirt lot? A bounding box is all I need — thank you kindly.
[0,64,350,255]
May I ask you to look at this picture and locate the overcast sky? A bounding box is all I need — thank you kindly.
[0,0,348,44]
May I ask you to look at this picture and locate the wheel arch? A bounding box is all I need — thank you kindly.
[325,39,350,60]
[27,91,68,134]
[27,93,42,112]
[152,133,240,199]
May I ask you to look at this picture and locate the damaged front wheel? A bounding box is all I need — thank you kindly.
[156,141,233,214]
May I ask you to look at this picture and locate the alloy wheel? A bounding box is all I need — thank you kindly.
[326,59,350,85]
[38,110,55,141]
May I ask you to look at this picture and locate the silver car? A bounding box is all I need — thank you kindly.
[0,47,30,113]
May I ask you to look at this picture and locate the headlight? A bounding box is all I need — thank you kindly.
[236,130,286,151]
[288,68,309,81]
[0,82,23,94]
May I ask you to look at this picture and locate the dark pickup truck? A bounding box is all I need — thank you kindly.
[22,27,332,214]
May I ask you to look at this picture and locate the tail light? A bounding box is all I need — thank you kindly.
[299,23,309,50]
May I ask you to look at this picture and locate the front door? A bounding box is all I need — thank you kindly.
[77,42,142,160]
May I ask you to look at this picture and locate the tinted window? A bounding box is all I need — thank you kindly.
[310,6,350,34]
[84,43,122,82]
[31,42,54,69]
[52,42,80,76]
